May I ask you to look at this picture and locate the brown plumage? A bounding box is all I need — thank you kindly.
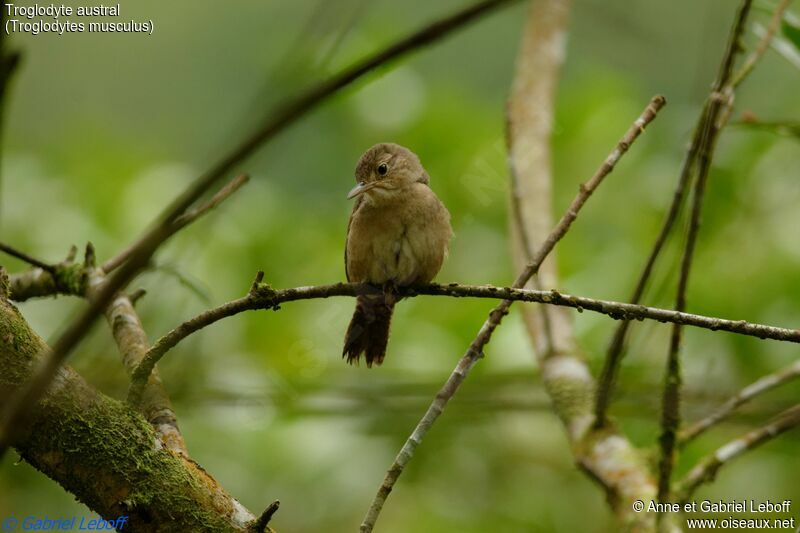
[343,143,452,367]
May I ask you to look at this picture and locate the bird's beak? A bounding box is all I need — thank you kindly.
[347,181,373,199]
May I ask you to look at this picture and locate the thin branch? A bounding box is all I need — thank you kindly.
[658,0,753,504]
[506,0,572,364]
[732,119,800,138]
[105,290,188,454]
[250,500,280,533]
[758,21,800,69]
[359,95,666,533]
[102,174,250,273]
[594,118,703,428]
[678,404,800,500]
[730,0,793,88]
[0,242,56,273]
[0,0,521,459]
[129,279,800,404]
[595,0,779,430]
[679,359,800,445]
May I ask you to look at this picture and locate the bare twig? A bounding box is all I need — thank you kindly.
[730,0,793,88]
[594,119,703,428]
[678,404,800,500]
[679,360,800,445]
[102,174,250,273]
[359,95,666,533]
[129,288,147,306]
[657,0,753,504]
[250,500,280,533]
[732,119,800,138]
[758,22,800,69]
[0,242,55,273]
[0,0,521,459]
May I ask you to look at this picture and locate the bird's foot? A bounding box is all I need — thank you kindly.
[382,280,398,306]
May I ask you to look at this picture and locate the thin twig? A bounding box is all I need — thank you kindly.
[102,174,250,273]
[594,117,704,428]
[127,276,800,407]
[359,95,666,533]
[657,0,753,505]
[758,21,800,69]
[250,500,280,533]
[732,119,800,138]
[730,0,793,88]
[678,404,800,500]
[679,359,800,445]
[0,242,56,273]
[0,0,522,458]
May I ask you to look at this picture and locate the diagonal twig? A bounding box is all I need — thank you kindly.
[678,404,800,500]
[657,0,754,505]
[679,359,800,445]
[102,174,250,273]
[0,0,521,459]
[250,500,280,533]
[359,95,666,533]
[730,0,793,89]
[0,242,56,273]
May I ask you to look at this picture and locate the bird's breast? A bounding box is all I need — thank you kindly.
[346,188,451,286]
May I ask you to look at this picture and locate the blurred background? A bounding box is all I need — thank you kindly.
[1,1,799,531]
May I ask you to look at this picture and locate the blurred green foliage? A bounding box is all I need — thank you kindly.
[1,1,799,531]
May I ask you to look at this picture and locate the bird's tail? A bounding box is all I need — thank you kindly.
[343,293,395,367]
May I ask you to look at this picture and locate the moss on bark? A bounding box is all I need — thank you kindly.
[0,297,256,532]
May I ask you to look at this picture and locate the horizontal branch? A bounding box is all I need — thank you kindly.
[678,404,800,500]
[127,279,800,405]
[679,359,800,445]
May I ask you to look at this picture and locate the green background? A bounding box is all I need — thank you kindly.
[1,1,799,531]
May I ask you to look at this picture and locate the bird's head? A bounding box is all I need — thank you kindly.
[348,143,430,201]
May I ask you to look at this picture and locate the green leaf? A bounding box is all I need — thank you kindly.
[781,12,800,50]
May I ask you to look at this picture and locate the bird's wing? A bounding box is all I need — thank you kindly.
[344,196,364,282]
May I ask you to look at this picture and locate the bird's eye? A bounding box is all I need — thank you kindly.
[377,163,388,176]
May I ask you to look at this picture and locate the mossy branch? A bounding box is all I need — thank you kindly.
[0,296,268,532]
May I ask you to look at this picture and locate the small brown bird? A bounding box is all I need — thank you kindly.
[343,143,452,367]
